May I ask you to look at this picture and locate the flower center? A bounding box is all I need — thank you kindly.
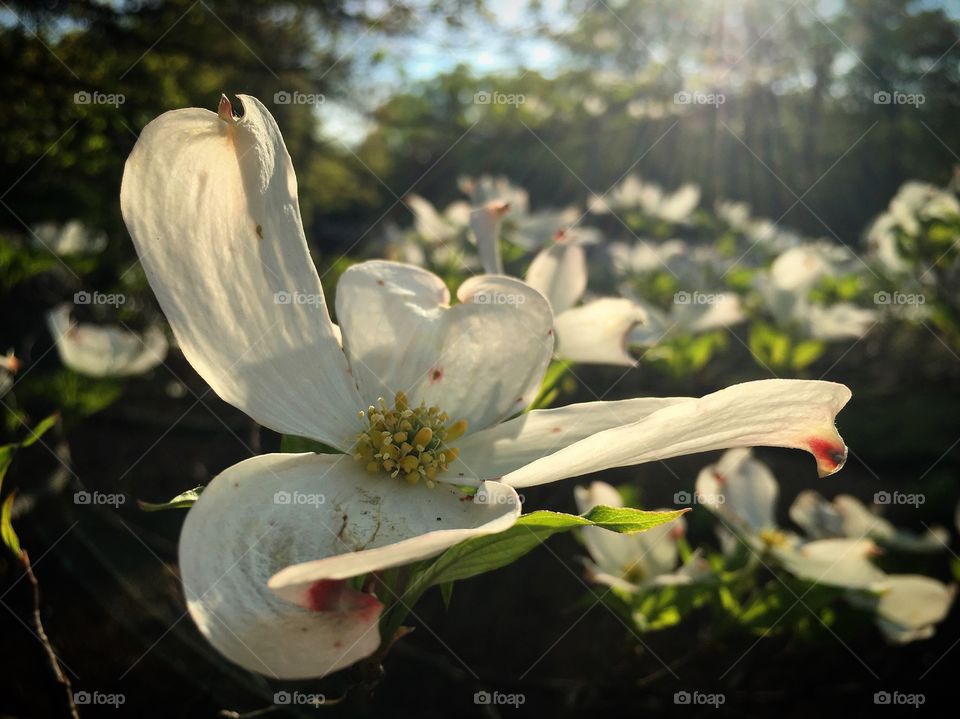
[759,527,788,548]
[354,392,467,488]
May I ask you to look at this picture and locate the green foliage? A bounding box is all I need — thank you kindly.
[137,486,204,512]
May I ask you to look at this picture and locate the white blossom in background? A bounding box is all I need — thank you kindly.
[120,94,853,678]
[575,481,709,593]
[31,219,108,256]
[756,245,877,341]
[696,449,956,641]
[589,175,700,225]
[46,304,167,378]
[790,490,949,553]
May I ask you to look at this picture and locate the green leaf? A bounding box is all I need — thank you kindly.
[137,485,204,512]
[439,580,454,609]
[0,445,14,490]
[581,505,687,533]
[19,413,59,448]
[279,435,341,454]
[1,492,20,556]
[791,339,825,370]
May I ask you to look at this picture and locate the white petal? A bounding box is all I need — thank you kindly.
[46,304,167,378]
[524,242,587,315]
[453,397,689,481]
[695,448,778,534]
[774,538,885,589]
[807,303,877,341]
[179,454,385,679]
[336,261,554,433]
[789,490,844,538]
[869,575,956,642]
[121,94,361,448]
[268,482,520,600]
[405,194,462,244]
[554,298,647,366]
[470,201,509,274]
[674,293,746,333]
[502,379,852,487]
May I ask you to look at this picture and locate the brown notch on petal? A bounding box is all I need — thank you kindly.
[808,438,848,477]
[305,579,382,619]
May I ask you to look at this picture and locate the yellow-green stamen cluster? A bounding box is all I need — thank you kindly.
[354,392,467,488]
[759,528,789,548]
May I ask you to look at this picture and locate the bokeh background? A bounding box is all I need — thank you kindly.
[2,0,959,716]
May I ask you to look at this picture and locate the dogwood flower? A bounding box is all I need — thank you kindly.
[120,94,852,679]
[575,481,708,593]
[790,490,949,553]
[589,176,700,224]
[46,304,168,378]
[31,219,107,256]
[696,449,956,640]
[756,246,877,341]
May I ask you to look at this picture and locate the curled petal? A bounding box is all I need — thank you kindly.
[501,379,852,487]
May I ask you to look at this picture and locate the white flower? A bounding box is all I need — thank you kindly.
[574,481,708,592]
[31,219,107,256]
[120,94,853,679]
[590,175,700,224]
[756,246,877,341]
[697,449,956,640]
[404,194,471,245]
[790,490,949,553]
[46,304,167,378]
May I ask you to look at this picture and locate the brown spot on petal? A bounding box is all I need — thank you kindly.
[255,224,263,240]
[551,427,562,434]
[430,365,443,383]
[377,279,385,286]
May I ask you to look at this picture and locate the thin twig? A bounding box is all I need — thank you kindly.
[20,549,80,719]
